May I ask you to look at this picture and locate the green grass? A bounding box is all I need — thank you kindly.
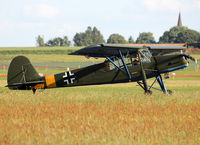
[0,80,200,109]
[0,46,103,69]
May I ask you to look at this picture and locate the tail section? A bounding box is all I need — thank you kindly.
[7,56,43,90]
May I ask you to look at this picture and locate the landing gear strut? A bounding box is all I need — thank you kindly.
[137,74,172,95]
[156,74,168,94]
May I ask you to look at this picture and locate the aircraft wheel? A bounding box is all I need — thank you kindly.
[32,88,37,94]
[167,90,173,95]
[144,90,152,95]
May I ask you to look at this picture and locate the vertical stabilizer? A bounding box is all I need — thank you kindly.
[7,56,41,90]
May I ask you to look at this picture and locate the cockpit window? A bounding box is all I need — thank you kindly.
[105,57,132,71]
[141,49,152,59]
[105,49,152,71]
[139,49,152,63]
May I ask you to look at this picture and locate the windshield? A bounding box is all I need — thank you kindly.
[139,49,152,63]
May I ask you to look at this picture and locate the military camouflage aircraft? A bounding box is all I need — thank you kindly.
[6,43,196,94]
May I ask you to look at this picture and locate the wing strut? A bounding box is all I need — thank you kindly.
[105,57,126,74]
[105,50,132,81]
[118,49,132,81]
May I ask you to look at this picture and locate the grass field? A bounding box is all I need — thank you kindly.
[0,47,200,145]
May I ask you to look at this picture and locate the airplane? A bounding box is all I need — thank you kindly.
[6,43,196,94]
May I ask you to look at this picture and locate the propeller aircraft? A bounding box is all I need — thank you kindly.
[6,43,196,94]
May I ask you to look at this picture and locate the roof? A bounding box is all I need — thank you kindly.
[177,12,182,26]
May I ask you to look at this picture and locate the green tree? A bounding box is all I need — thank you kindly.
[159,26,188,43]
[36,35,45,47]
[107,33,127,44]
[177,29,200,43]
[84,26,93,45]
[54,37,63,46]
[73,33,85,46]
[136,32,156,44]
[92,27,105,45]
[46,37,61,46]
[46,36,71,46]
[159,26,200,43]
[128,36,134,43]
[73,26,105,46]
[45,40,53,46]
[63,36,71,46]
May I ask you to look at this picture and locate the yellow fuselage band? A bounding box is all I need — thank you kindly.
[45,75,56,88]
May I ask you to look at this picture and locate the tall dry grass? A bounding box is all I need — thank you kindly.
[0,87,200,145]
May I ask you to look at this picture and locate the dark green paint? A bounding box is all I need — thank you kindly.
[7,54,188,91]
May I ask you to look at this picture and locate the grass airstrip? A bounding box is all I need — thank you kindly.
[0,47,200,145]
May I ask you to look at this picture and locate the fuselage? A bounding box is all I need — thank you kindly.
[33,54,188,90]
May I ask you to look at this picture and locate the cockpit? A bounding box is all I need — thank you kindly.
[105,48,152,71]
[139,49,152,63]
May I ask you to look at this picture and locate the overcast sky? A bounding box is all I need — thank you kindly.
[0,0,200,46]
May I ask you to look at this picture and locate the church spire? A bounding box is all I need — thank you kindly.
[177,12,182,26]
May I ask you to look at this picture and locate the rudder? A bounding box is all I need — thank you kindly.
[7,56,41,90]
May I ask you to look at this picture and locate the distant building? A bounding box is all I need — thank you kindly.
[177,12,182,26]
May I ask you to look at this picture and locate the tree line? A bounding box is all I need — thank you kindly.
[36,26,200,47]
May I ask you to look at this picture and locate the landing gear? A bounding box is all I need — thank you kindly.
[156,74,168,94]
[167,90,173,95]
[138,53,152,95]
[137,74,172,95]
[144,90,152,95]
[32,88,36,94]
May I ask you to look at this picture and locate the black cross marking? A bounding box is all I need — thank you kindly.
[63,68,75,84]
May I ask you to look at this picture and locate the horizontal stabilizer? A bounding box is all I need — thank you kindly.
[6,81,45,88]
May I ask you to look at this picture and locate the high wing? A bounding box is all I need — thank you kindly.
[187,43,200,48]
[147,43,187,55]
[70,43,187,58]
[70,44,141,58]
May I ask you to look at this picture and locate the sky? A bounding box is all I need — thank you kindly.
[0,0,200,47]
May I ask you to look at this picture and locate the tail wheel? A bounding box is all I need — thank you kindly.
[32,88,37,94]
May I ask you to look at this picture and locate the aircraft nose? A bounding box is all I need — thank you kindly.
[181,53,197,64]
